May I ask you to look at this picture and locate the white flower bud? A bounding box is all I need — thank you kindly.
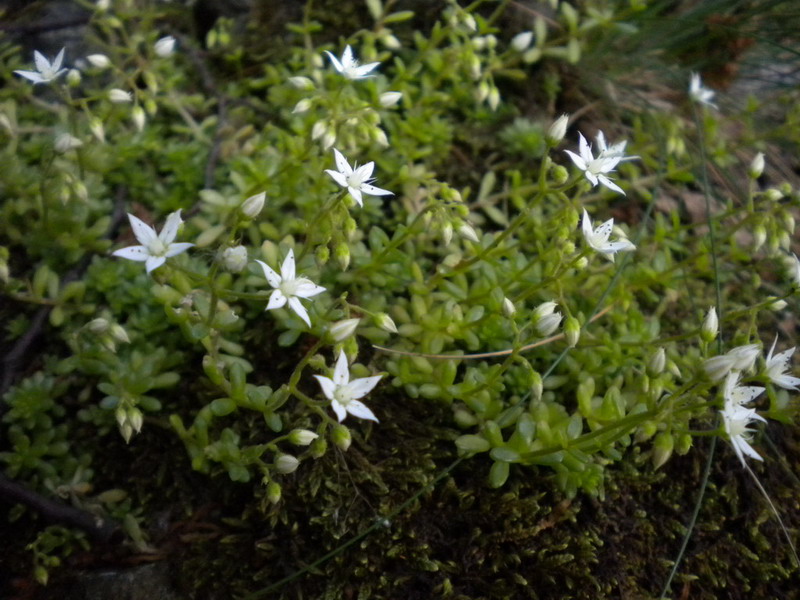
[728,344,760,371]
[764,188,783,202]
[131,105,146,131]
[128,407,143,433]
[110,324,130,344]
[108,88,132,103]
[86,54,111,69]
[372,127,389,147]
[458,223,480,243]
[502,297,516,317]
[701,307,718,343]
[647,348,666,376]
[241,192,265,218]
[768,297,787,311]
[288,429,319,446]
[289,76,314,90]
[222,245,248,272]
[55,133,83,153]
[748,152,765,179]
[311,121,327,140]
[292,98,312,113]
[381,33,402,50]
[332,424,352,451]
[89,118,105,143]
[321,129,336,150]
[87,318,110,334]
[533,301,557,320]
[328,318,360,342]
[67,69,82,86]
[463,13,477,31]
[275,453,300,474]
[564,316,580,347]
[546,114,569,146]
[511,31,533,51]
[536,312,562,337]
[379,91,402,108]
[441,221,453,246]
[154,36,176,57]
[488,87,500,111]
[376,313,398,333]
[753,225,766,251]
[96,0,110,11]
[267,481,281,504]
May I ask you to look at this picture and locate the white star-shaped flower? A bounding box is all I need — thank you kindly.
[324,45,380,79]
[314,350,382,423]
[255,249,325,327]
[565,132,633,195]
[689,73,717,109]
[581,208,635,261]
[721,403,766,466]
[765,335,800,391]
[112,210,194,273]
[704,344,761,381]
[723,370,764,409]
[325,148,393,207]
[14,48,67,84]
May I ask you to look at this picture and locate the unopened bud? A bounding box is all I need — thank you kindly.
[530,371,543,402]
[131,105,146,131]
[536,312,562,337]
[764,188,783,202]
[128,407,143,434]
[292,98,312,114]
[110,324,130,344]
[701,307,718,342]
[564,316,580,347]
[647,348,666,376]
[332,424,352,451]
[502,297,516,317]
[458,223,480,243]
[379,91,402,108]
[109,89,132,103]
[511,31,534,51]
[89,118,105,143]
[267,481,281,504]
[289,76,314,90]
[748,152,765,179]
[546,114,569,146]
[376,313,398,333]
[533,301,557,320]
[67,69,81,86]
[652,432,674,469]
[86,54,111,69]
[241,192,265,218]
[328,318,360,342]
[321,130,336,150]
[753,225,767,251]
[487,87,500,111]
[275,453,300,474]
[55,133,83,153]
[288,429,319,446]
[334,242,350,270]
[154,36,176,57]
[222,245,248,272]
[88,318,110,334]
[552,164,569,185]
[767,297,787,311]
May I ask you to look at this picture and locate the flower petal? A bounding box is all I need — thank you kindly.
[255,259,282,288]
[333,350,350,386]
[313,375,336,401]
[341,45,354,68]
[325,169,348,188]
[34,50,50,74]
[127,213,158,247]
[356,162,375,180]
[344,375,383,400]
[165,242,194,258]
[293,280,326,299]
[324,51,344,73]
[360,183,393,197]
[14,70,45,83]
[578,133,593,163]
[348,186,364,207]
[584,171,599,187]
[287,296,311,326]
[330,400,348,422]
[158,209,184,245]
[350,62,380,78]
[112,245,150,261]
[52,48,65,71]
[564,150,586,171]
[145,255,166,273]
[346,399,378,422]
[266,289,287,310]
[333,148,352,175]
[281,249,296,281]
[597,175,625,195]
[593,219,614,245]
[603,240,636,254]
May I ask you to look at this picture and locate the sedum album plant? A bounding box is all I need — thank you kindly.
[1,0,799,589]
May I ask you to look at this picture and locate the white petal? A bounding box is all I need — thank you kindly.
[346,400,378,422]
[326,170,348,188]
[287,296,311,326]
[341,45,354,68]
[348,186,364,207]
[333,350,350,386]
[360,183,393,197]
[774,374,800,391]
[255,259,282,288]
[344,375,383,399]
[584,171,599,186]
[266,290,287,310]
[34,50,50,73]
[734,436,763,463]
[145,255,166,273]
[127,213,158,247]
[313,375,336,401]
[595,130,607,152]
[603,240,635,254]
[112,245,150,261]
[14,70,45,83]
[159,209,183,245]
[564,149,586,171]
[597,175,625,195]
[593,219,614,245]
[324,51,344,73]
[164,242,194,258]
[766,334,779,364]
[293,280,326,298]
[333,148,352,175]
[281,249,296,281]
[350,62,380,78]
[331,400,348,422]
[356,162,375,180]
[52,48,65,71]
[577,133,593,163]
[581,209,593,240]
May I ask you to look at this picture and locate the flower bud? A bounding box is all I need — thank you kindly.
[288,429,319,446]
[96,0,110,11]
[752,225,766,251]
[292,98,312,113]
[311,121,327,140]
[321,130,336,150]
[546,114,569,146]
[647,348,666,376]
[767,297,787,311]
[376,313,398,333]
[275,453,300,474]
[89,117,105,143]
[289,76,314,90]
[240,192,265,218]
[222,245,248,273]
[748,152,764,179]
[335,242,350,270]
[67,69,82,86]
[764,188,783,202]
[87,317,110,335]
[564,316,580,347]
[502,297,516,317]
[701,307,718,343]
[332,424,352,451]
[131,105,146,131]
[86,54,111,69]
[536,312,562,337]
[552,164,569,185]
[533,301,557,320]
[55,133,83,153]
[379,91,402,108]
[154,35,176,57]
[372,127,389,147]
[458,223,480,243]
[381,33,401,49]
[530,371,543,402]
[128,406,143,434]
[488,87,500,111]
[108,88,132,103]
[267,481,281,504]
[110,324,130,344]
[327,318,360,342]
[652,432,674,469]
[511,31,533,52]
